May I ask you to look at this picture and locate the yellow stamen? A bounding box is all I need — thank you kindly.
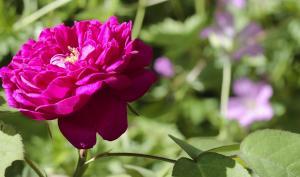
[65,46,79,63]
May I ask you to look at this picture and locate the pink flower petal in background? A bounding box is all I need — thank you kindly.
[227,78,274,126]
[154,57,175,78]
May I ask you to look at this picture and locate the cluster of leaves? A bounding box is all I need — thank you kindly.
[170,129,300,177]
[1,0,300,176]
[2,123,300,177]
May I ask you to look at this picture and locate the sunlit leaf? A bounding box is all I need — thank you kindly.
[125,164,156,177]
[0,123,23,176]
[169,135,202,160]
[188,137,239,156]
[241,129,300,177]
[173,152,250,177]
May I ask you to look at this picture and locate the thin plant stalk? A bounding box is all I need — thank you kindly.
[147,0,169,6]
[73,149,89,177]
[24,156,46,177]
[170,0,184,20]
[128,104,140,116]
[85,152,177,165]
[195,0,205,17]
[218,57,232,141]
[220,58,232,118]
[13,0,72,31]
[132,0,146,39]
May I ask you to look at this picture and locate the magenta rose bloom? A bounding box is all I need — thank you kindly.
[0,17,157,149]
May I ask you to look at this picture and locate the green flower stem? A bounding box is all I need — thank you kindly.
[194,0,205,17]
[85,152,177,165]
[73,149,89,177]
[132,0,146,39]
[13,0,72,31]
[220,58,232,118]
[24,156,46,177]
[171,0,184,20]
[45,121,52,140]
[147,0,169,6]
[218,57,232,141]
[128,104,140,116]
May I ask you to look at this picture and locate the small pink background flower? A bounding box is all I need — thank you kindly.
[201,11,263,60]
[0,17,157,149]
[219,0,246,9]
[226,78,274,126]
[154,57,175,78]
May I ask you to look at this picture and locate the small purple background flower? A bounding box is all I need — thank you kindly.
[201,10,264,60]
[233,23,264,60]
[154,57,175,78]
[201,11,235,40]
[226,78,274,126]
[219,0,246,9]
[231,0,246,8]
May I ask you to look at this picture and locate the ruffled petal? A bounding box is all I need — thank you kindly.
[76,73,106,85]
[75,81,103,96]
[118,70,157,102]
[58,89,127,148]
[104,75,131,90]
[36,95,89,116]
[21,109,55,120]
[42,76,74,100]
[96,90,128,141]
[58,115,96,149]
[124,40,153,71]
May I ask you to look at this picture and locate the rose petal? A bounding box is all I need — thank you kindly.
[21,109,56,120]
[75,81,103,96]
[36,95,89,116]
[79,43,96,61]
[96,89,128,141]
[124,40,153,71]
[58,88,127,148]
[104,75,131,90]
[42,76,74,100]
[118,70,157,102]
[76,73,105,85]
[58,115,96,149]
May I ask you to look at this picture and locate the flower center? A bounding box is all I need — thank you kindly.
[245,99,256,110]
[65,46,79,64]
[50,46,79,68]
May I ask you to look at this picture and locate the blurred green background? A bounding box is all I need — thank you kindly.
[1,0,300,176]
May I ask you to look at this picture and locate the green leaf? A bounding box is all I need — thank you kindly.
[125,164,157,177]
[0,124,24,176]
[170,135,240,159]
[76,0,120,21]
[173,152,250,177]
[208,144,240,157]
[0,121,17,136]
[169,135,202,160]
[248,0,281,18]
[173,158,202,177]
[0,91,17,112]
[107,175,131,177]
[240,129,300,177]
[140,15,204,58]
[188,137,239,156]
